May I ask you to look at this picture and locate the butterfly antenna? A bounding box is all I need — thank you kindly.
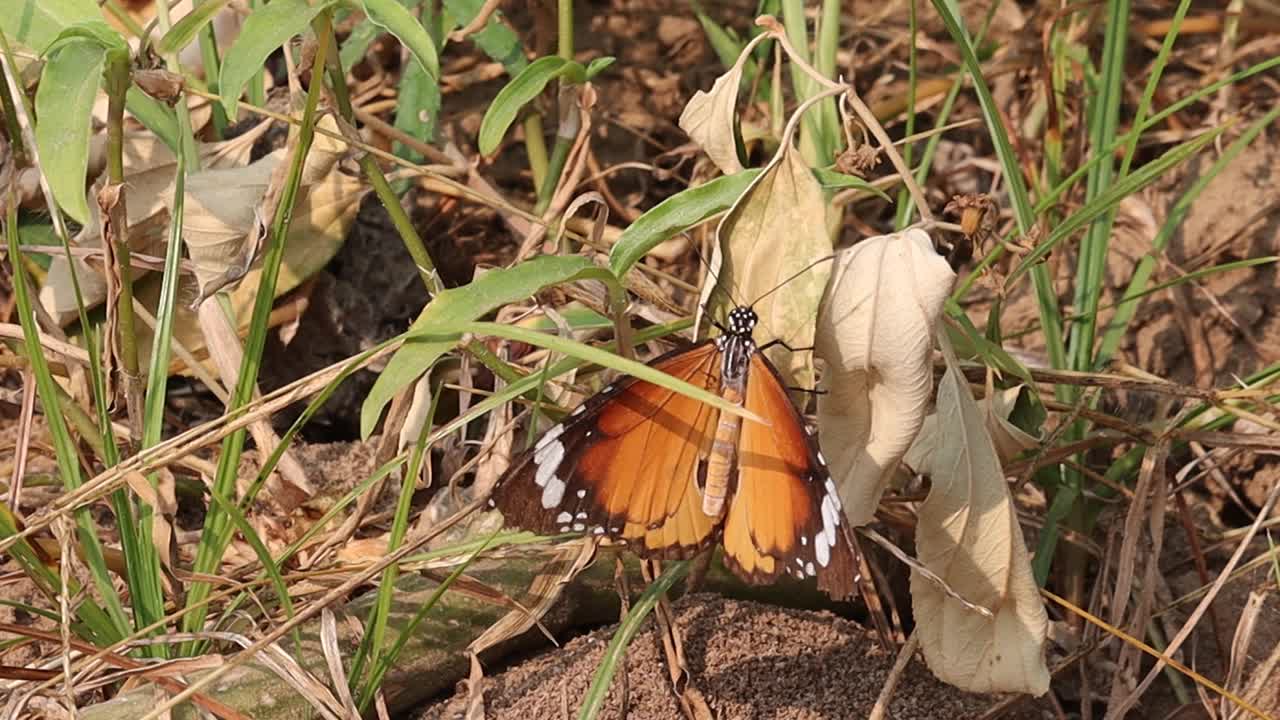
[686,237,748,316]
[748,253,837,309]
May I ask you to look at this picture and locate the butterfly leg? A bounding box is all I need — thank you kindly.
[756,338,815,354]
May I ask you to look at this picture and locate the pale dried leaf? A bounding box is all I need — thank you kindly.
[706,140,830,389]
[984,384,1040,463]
[184,151,280,300]
[39,125,273,324]
[677,61,745,174]
[815,229,953,526]
[910,332,1050,696]
[905,384,1041,474]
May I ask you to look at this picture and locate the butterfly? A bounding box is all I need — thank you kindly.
[489,305,862,600]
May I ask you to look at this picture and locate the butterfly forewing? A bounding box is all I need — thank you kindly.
[492,307,864,601]
[721,352,861,600]
[493,343,724,558]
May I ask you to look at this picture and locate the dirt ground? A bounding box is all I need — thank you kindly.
[417,594,1004,720]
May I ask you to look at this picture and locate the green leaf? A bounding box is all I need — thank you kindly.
[219,0,336,116]
[393,54,441,160]
[35,37,107,224]
[478,56,576,155]
[157,0,233,55]
[339,17,381,71]
[362,0,440,79]
[813,168,891,199]
[45,20,127,54]
[609,170,760,277]
[578,561,690,720]
[584,56,615,80]
[125,86,180,151]
[2,0,98,54]
[442,0,527,72]
[360,255,615,438]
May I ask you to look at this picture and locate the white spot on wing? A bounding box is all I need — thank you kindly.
[577,489,587,499]
[800,535,807,546]
[534,438,566,488]
[575,511,587,520]
[825,479,842,511]
[815,534,830,567]
[572,522,585,532]
[541,475,566,508]
[805,562,816,577]
[817,451,827,466]
[571,404,586,417]
[821,493,839,548]
[536,423,565,451]
[556,511,572,524]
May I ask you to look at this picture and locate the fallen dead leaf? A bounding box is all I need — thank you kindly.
[909,331,1050,696]
[815,228,953,526]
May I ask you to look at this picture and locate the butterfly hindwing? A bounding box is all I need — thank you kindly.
[493,342,724,558]
[721,352,861,600]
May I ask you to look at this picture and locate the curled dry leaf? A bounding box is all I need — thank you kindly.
[703,139,831,390]
[904,383,1041,475]
[909,332,1050,696]
[677,53,746,175]
[815,228,953,526]
[39,122,272,324]
[188,114,349,300]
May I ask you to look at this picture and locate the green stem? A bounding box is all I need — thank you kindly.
[319,28,445,297]
[102,50,143,442]
[198,22,229,137]
[182,10,334,648]
[557,0,574,60]
[524,114,549,193]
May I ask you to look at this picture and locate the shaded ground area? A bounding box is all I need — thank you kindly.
[419,594,1000,720]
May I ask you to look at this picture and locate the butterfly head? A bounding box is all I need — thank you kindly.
[726,306,758,337]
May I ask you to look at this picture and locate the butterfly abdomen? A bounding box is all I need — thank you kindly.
[701,380,743,518]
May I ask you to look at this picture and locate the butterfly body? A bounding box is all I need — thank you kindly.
[491,306,862,599]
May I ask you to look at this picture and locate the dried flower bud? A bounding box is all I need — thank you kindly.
[133,69,185,105]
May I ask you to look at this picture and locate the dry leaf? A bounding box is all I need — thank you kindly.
[677,60,746,174]
[704,139,831,390]
[983,383,1040,463]
[39,124,272,324]
[905,383,1041,475]
[815,228,953,526]
[910,331,1050,696]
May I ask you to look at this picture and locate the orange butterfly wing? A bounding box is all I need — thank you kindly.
[492,343,723,558]
[721,352,862,599]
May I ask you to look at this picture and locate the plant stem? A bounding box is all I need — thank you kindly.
[524,114,549,193]
[319,28,446,297]
[102,50,143,444]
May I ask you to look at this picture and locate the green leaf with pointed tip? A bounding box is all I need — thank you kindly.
[219,0,337,116]
[813,168,891,199]
[478,56,577,155]
[157,0,233,55]
[609,170,760,277]
[584,56,615,80]
[362,0,440,79]
[35,37,107,224]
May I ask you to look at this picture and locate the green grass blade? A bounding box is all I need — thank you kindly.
[6,198,130,644]
[361,255,622,438]
[424,321,764,423]
[578,561,690,719]
[1096,105,1280,365]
